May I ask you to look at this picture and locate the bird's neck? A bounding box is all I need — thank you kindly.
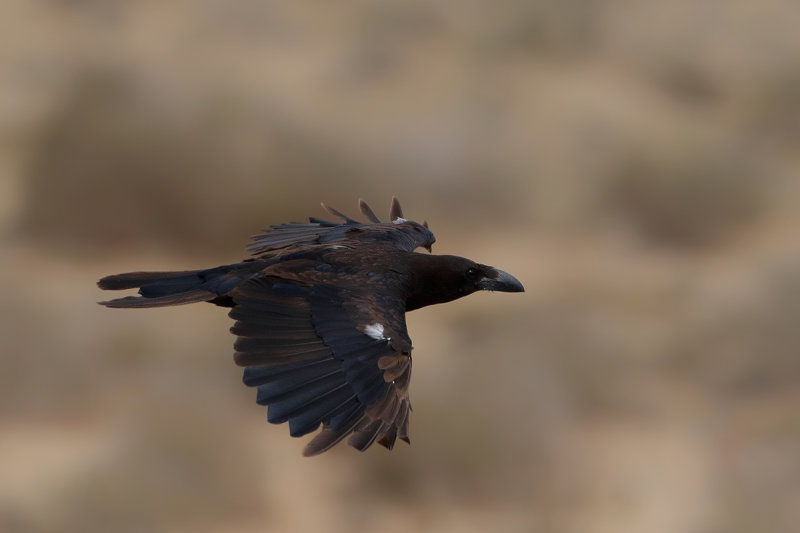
[402,254,463,312]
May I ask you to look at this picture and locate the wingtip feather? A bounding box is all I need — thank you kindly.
[390,196,403,221]
[358,198,382,223]
[320,202,358,224]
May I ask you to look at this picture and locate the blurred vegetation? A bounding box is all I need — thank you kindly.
[2,1,800,533]
[604,137,764,247]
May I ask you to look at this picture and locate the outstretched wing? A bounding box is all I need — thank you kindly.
[229,274,413,456]
[247,197,434,258]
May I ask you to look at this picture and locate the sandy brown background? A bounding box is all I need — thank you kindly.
[2,1,799,532]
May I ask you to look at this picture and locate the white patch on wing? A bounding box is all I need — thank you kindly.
[392,217,408,224]
[363,323,387,340]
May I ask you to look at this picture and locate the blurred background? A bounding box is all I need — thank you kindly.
[2,1,799,532]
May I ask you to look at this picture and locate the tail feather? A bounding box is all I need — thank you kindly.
[97,264,252,309]
[98,270,205,291]
[100,289,217,308]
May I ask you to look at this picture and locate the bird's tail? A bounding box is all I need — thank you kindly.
[97,263,254,308]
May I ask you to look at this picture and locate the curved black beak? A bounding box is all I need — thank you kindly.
[478,268,525,293]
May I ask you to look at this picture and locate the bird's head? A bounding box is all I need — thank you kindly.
[405,254,524,311]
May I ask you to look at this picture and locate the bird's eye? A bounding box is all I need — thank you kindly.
[465,267,480,280]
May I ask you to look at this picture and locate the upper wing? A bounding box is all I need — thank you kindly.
[228,273,413,456]
[247,197,435,258]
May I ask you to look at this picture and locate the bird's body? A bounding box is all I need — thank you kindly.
[99,198,523,455]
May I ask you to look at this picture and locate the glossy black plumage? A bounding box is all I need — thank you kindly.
[98,198,523,456]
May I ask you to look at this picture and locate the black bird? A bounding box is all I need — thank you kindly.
[98,198,524,456]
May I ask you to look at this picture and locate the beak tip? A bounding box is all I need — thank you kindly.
[507,280,525,293]
[481,268,525,293]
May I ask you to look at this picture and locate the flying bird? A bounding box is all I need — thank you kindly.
[98,198,524,456]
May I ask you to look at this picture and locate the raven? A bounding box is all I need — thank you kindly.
[98,198,523,456]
